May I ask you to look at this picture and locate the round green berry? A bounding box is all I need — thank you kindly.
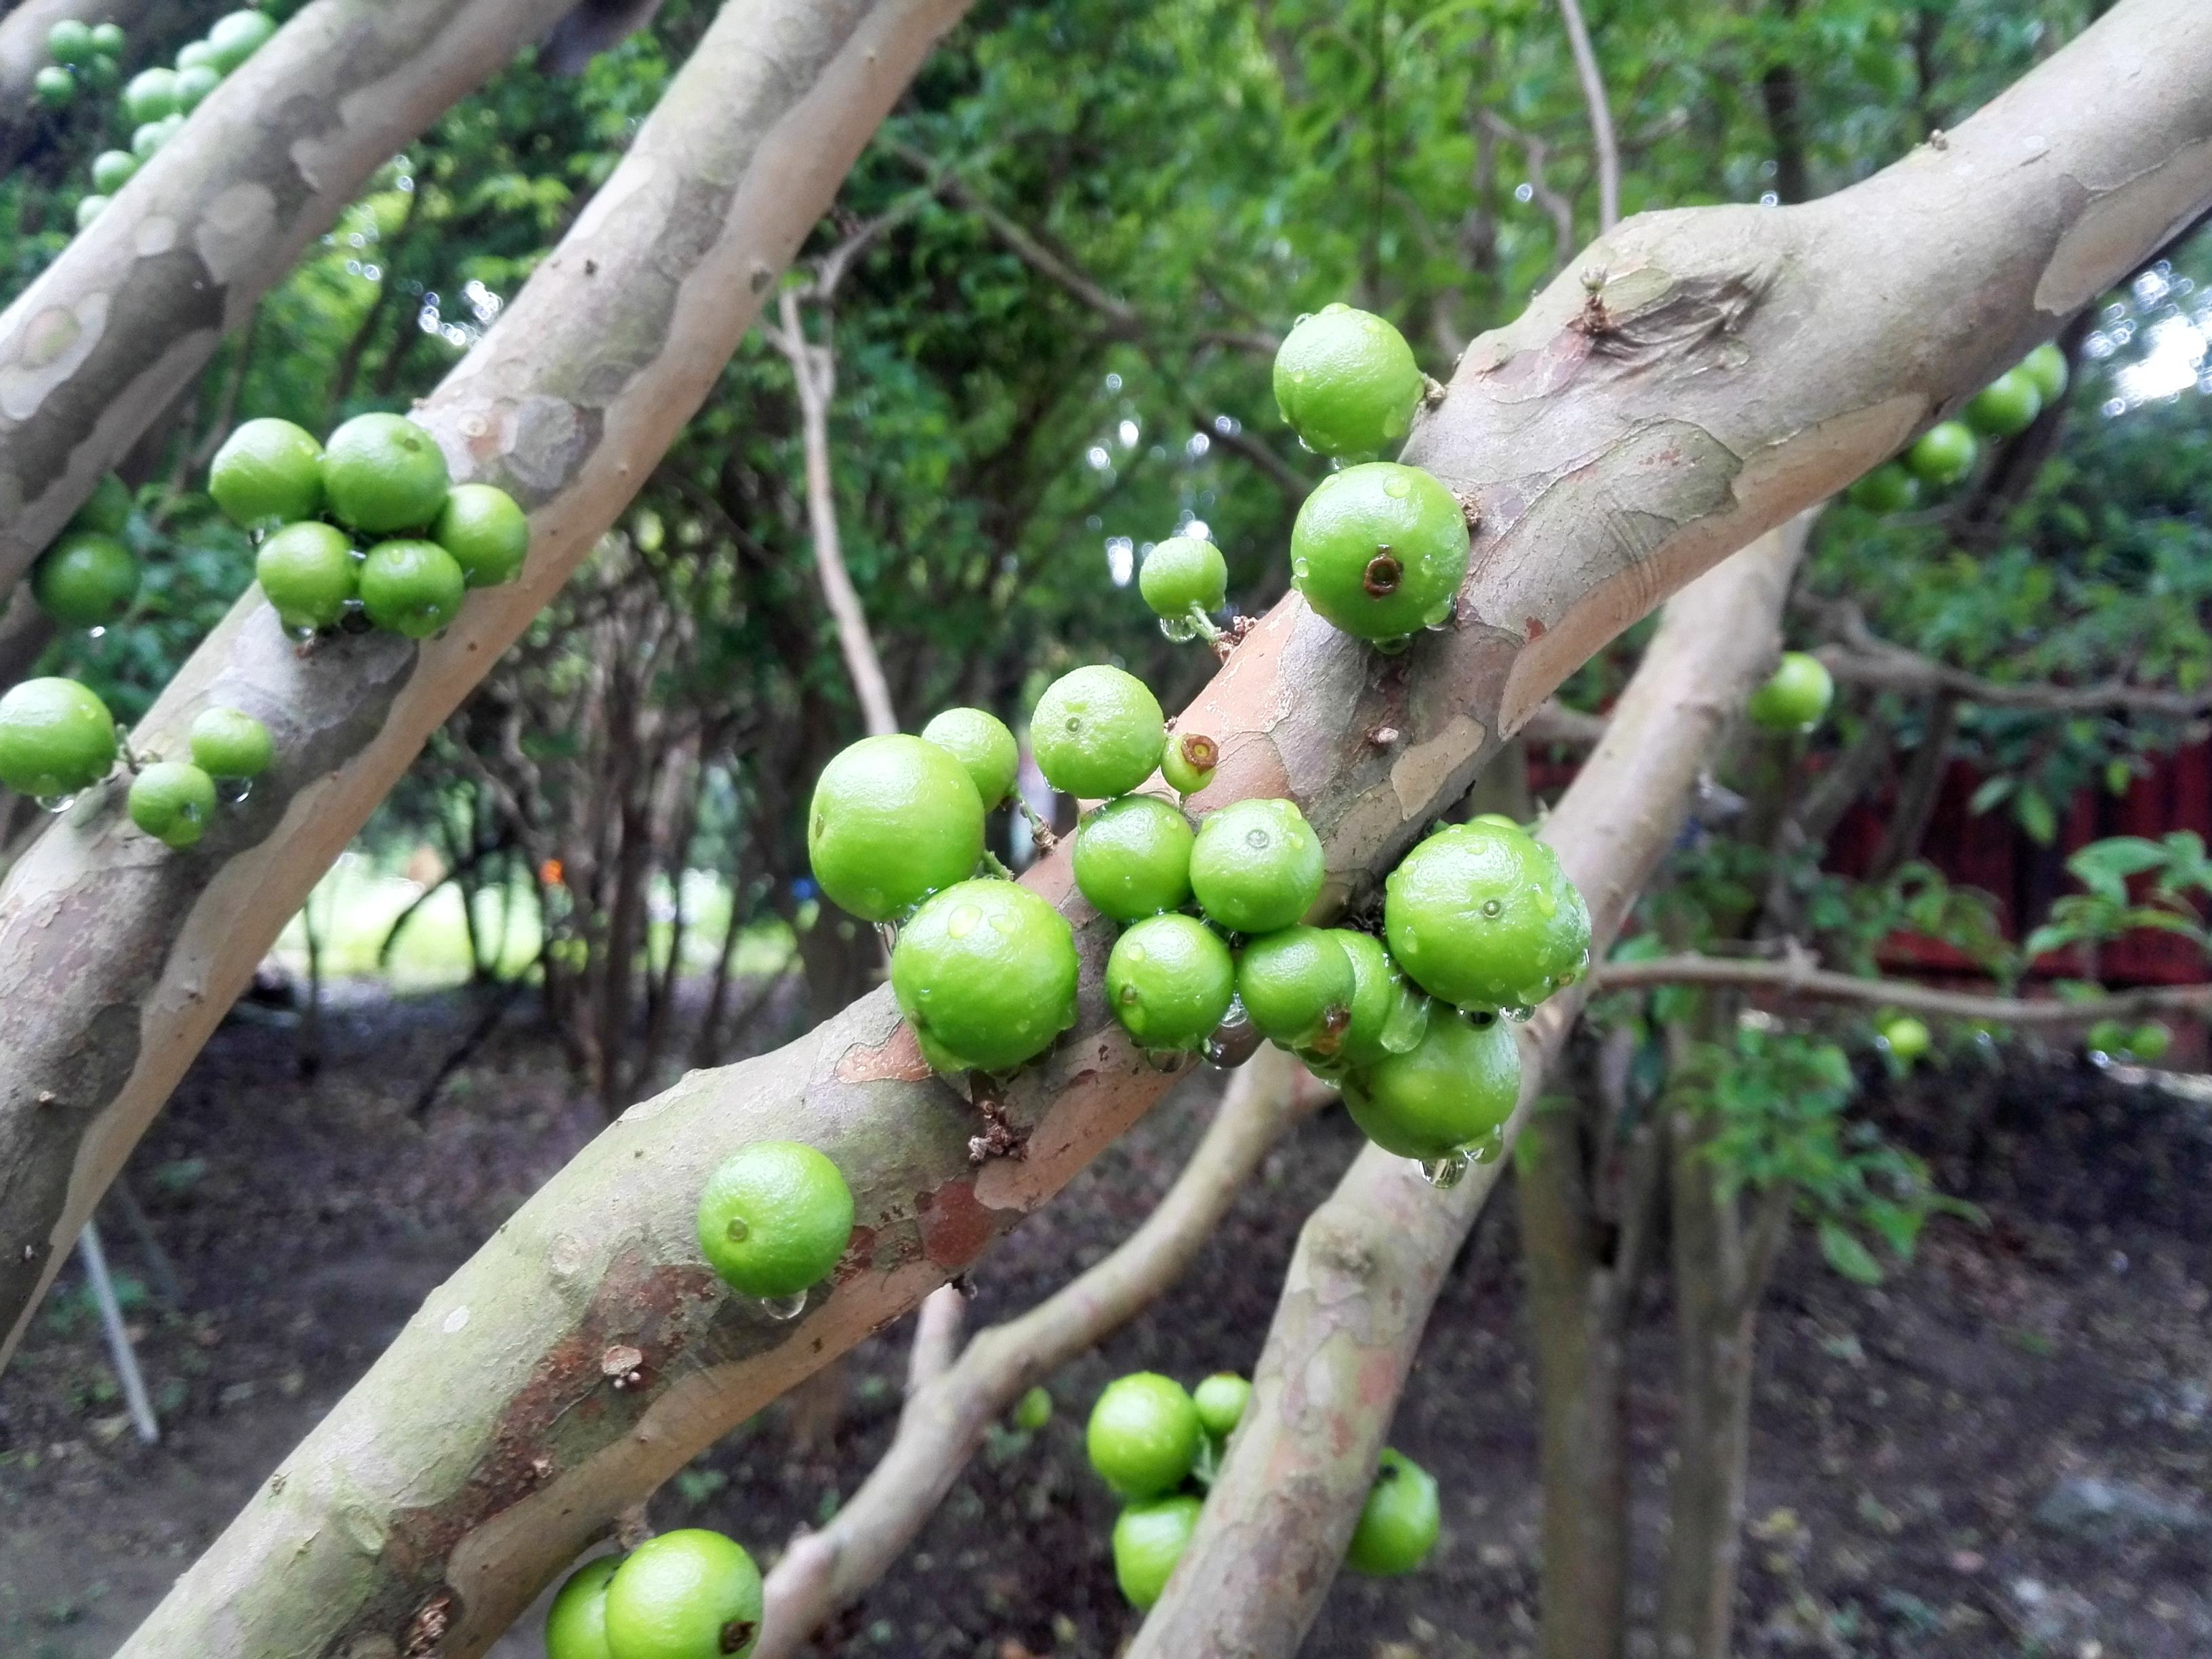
[433,481,529,587]
[1012,1385,1053,1433]
[1289,462,1469,642]
[1188,797,1325,935]
[1345,1450,1440,1576]
[1846,462,1919,514]
[1105,912,1235,1052]
[358,538,466,638]
[1192,1372,1250,1439]
[321,411,451,534]
[74,194,109,230]
[254,520,357,632]
[1112,1494,1203,1611]
[81,53,118,91]
[33,66,75,108]
[1965,367,2042,438]
[89,23,126,56]
[602,1529,763,1659]
[90,149,138,194]
[71,472,131,536]
[121,66,178,123]
[544,1556,618,1659]
[128,761,218,849]
[920,706,1019,806]
[1160,731,1219,799]
[890,878,1079,1073]
[1342,1007,1521,1161]
[1031,665,1165,799]
[188,706,272,780]
[2130,1022,2171,1061]
[1906,419,1978,487]
[32,531,138,627]
[2021,342,2069,405]
[1881,1015,1931,1063]
[1086,1372,1201,1499]
[210,417,325,528]
[1235,925,1353,1048]
[176,39,218,72]
[695,1141,853,1300]
[1272,303,1424,460]
[1746,651,1834,733]
[1326,928,1411,1069]
[205,9,276,72]
[1139,535,1227,620]
[807,734,985,922]
[0,678,118,798]
[1384,819,1590,1012]
[1073,794,1194,920]
[47,20,96,66]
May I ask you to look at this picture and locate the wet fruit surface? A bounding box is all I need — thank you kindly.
[209,418,325,529]
[1139,535,1228,620]
[1086,1371,1202,1498]
[433,482,530,587]
[1031,665,1166,799]
[1112,1494,1204,1610]
[1288,462,1469,642]
[1187,797,1325,935]
[1345,1450,1441,1576]
[0,677,118,798]
[321,413,451,534]
[1746,651,1835,733]
[920,707,1020,806]
[255,521,358,633]
[695,1141,854,1300]
[1235,925,1353,1048]
[359,539,467,639]
[1271,304,1424,461]
[806,734,985,922]
[1105,912,1235,1052]
[891,878,1080,1072]
[32,531,138,627]
[1341,1008,1521,1160]
[129,762,218,850]
[1383,820,1590,1012]
[1073,794,1195,920]
[601,1529,764,1659]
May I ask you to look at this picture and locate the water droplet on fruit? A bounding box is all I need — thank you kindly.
[1160,615,1197,643]
[35,793,77,815]
[1295,312,1314,327]
[1418,1149,1472,1189]
[1202,997,1261,1069]
[1292,557,1309,579]
[876,921,900,952]
[1374,634,1412,656]
[288,624,319,643]
[1382,474,1411,499]
[1290,371,1307,384]
[1500,1003,1534,1022]
[218,777,253,806]
[947,904,981,939]
[1143,1048,1185,1071]
[724,1216,750,1242]
[1124,942,1147,964]
[1481,898,1503,918]
[1465,1126,1507,1166]
[759,1291,808,1322]
[990,910,1019,935]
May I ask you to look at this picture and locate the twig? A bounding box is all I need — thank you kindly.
[1592,952,2212,1025]
[1521,698,1607,747]
[1554,0,1620,232]
[752,1049,1324,1659]
[1477,111,1577,272]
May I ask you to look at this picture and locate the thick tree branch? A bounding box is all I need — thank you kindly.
[82,9,2212,1647]
[1123,518,1809,1659]
[1592,952,2212,1024]
[753,1048,1321,1659]
[1554,0,1621,232]
[0,0,976,1370]
[1818,604,2212,717]
[0,0,590,602]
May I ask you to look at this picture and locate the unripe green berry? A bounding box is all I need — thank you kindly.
[1031,665,1165,799]
[1189,797,1324,935]
[921,706,1019,806]
[1139,535,1227,621]
[1272,303,1424,460]
[1073,794,1194,920]
[1105,912,1235,1052]
[129,761,218,849]
[1235,925,1354,1048]
[1289,462,1469,642]
[1160,731,1218,799]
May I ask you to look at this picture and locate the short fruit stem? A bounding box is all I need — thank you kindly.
[1017,797,1058,851]
[1184,602,1223,643]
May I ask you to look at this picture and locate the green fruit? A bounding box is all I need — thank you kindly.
[1187,797,1324,935]
[188,706,272,779]
[806,734,985,922]
[0,678,118,798]
[74,194,108,229]
[1012,1385,1053,1433]
[1192,1372,1250,1439]
[1345,1450,1440,1576]
[891,878,1079,1072]
[2130,1022,2171,1061]
[47,20,96,66]
[359,538,466,638]
[174,63,220,110]
[1383,820,1589,1012]
[602,1529,763,1659]
[920,706,1019,806]
[1139,535,1227,621]
[121,66,178,122]
[1031,665,1165,799]
[33,66,75,108]
[81,52,118,90]
[2021,342,2069,405]
[1906,419,1978,487]
[1086,1372,1202,1499]
[1846,462,1920,514]
[1965,367,2042,438]
[71,471,131,535]
[254,520,357,632]
[205,9,276,72]
[210,417,325,527]
[33,529,139,628]
[1746,651,1835,733]
[1111,1494,1203,1611]
[695,1141,853,1300]
[1073,794,1194,920]
[1289,462,1469,642]
[1272,303,1424,460]
[1326,928,1410,1069]
[90,148,138,193]
[321,411,451,533]
[545,1557,619,1659]
[157,110,185,140]
[1342,1008,1521,1160]
[176,39,219,71]
[1235,925,1353,1048]
[129,761,218,849]
[1160,731,1218,799]
[1105,912,1235,1052]
[89,23,126,56]
[434,481,529,587]
[129,121,166,160]
[1882,1015,1931,1063]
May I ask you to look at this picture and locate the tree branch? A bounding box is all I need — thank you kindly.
[1592,951,2212,1025]
[1555,0,1621,232]
[1476,111,1578,272]
[1126,520,1811,1659]
[752,1048,1321,1659]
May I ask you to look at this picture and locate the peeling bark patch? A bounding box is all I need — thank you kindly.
[834,1021,932,1083]
[0,296,106,419]
[2035,136,2212,315]
[915,1181,994,1270]
[194,182,283,284]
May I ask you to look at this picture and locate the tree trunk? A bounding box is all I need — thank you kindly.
[0,0,590,596]
[0,0,980,1362]
[1123,522,1807,1659]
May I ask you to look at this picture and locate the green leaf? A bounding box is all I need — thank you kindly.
[1819,1221,1885,1286]
[1967,775,2015,815]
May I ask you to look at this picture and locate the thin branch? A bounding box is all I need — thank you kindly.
[902,1283,965,1397]
[1477,111,1577,272]
[1593,952,2212,1025]
[1522,697,1607,747]
[1555,0,1621,232]
[754,1048,1323,1659]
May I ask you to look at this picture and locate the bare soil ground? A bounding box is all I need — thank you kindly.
[0,987,2206,1658]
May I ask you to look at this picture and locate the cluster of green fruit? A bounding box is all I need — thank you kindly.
[0,673,271,844]
[40,10,276,230]
[1847,342,2070,514]
[1085,1370,1439,1609]
[545,1528,765,1659]
[28,470,139,628]
[209,411,529,638]
[2085,1017,2168,1065]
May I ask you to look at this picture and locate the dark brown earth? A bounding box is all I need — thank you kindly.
[1,985,2206,1658]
